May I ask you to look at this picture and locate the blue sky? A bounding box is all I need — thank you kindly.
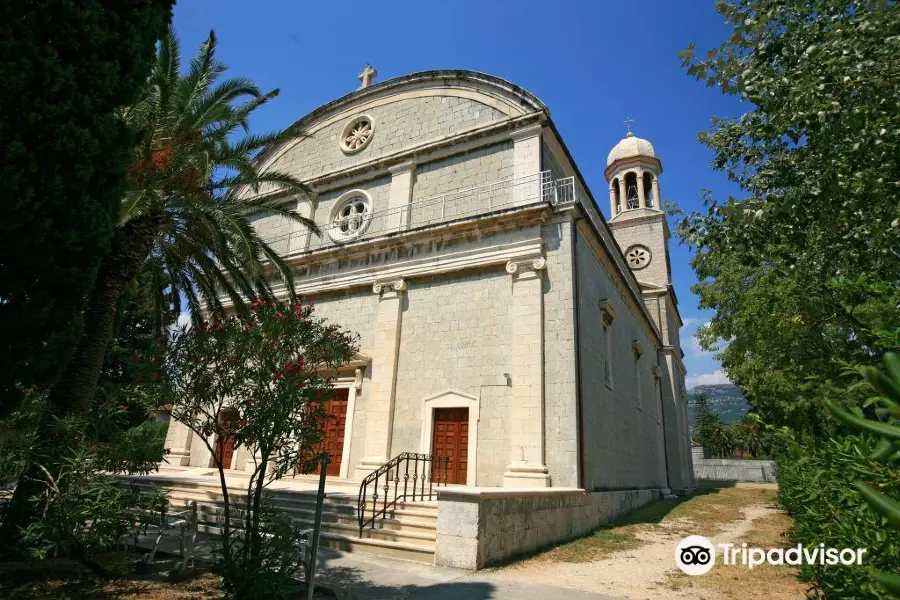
[173,0,744,388]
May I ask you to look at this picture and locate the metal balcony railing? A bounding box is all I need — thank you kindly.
[265,171,578,256]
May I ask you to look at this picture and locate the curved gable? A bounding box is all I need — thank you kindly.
[258,71,548,184]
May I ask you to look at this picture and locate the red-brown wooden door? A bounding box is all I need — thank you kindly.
[321,388,349,476]
[215,413,237,469]
[431,407,468,485]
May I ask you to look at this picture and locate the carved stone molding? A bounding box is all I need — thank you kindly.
[505,256,546,280]
[372,278,407,295]
[632,340,644,360]
[598,299,617,327]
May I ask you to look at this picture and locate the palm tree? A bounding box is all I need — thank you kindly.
[49,28,315,417]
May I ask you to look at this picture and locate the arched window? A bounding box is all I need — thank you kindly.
[643,172,655,208]
[611,178,621,214]
[624,172,639,209]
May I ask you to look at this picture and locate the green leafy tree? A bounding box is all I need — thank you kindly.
[0,0,173,548]
[48,27,317,418]
[735,412,764,458]
[0,1,173,415]
[677,0,900,431]
[154,299,357,596]
[4,28,319,545]
[692,394,737,457]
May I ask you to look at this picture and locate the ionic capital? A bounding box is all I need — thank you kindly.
[505,257,546,280]
[373,278,407,295]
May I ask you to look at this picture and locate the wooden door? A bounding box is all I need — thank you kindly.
[215,413,237,469]
[321,388,349,476]
[431,407,469,485]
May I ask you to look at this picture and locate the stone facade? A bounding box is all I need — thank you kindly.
[164,71,694,559]
[434,487,659,569]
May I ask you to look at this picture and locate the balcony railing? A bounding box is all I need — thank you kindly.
[265,171,578,256]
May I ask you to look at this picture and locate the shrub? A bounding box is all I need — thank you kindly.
[220,505,308,599]
[151,298,357,598]
[775,432,899,598]
[17,453,165,562]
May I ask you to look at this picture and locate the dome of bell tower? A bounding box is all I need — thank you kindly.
[606,132,655,166]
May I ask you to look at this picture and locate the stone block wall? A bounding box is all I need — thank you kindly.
[575,229,669,491]
[391,267,513,486]
[267,96,507,182]
[410,142,515,227]
[434,487,660,569]
[693,456,777,484]
[248,212,293,255]
[608,213,671,289]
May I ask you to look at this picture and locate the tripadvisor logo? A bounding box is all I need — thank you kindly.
[675,536,867,575]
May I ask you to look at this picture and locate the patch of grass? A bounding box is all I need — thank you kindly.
[663,485,778,535]
[531,527,646,563]
[505,485,781,567]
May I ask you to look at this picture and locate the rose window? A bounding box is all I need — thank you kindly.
[340,115,374,153]
[625,245,651,270]
[328,194,372,243]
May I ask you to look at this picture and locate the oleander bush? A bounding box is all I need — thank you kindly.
[775,354,900,598]
[775,433,899,598]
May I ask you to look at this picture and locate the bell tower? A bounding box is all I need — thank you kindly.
[605,130,671,288]
[605,128,694,494]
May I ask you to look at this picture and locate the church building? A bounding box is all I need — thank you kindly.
[162,67,694,567]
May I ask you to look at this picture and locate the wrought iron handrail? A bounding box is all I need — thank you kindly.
[357,452,449,536]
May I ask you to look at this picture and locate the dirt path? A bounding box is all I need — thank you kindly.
[487,485,804,600]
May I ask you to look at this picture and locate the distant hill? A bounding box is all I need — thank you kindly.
[686,384,751,427]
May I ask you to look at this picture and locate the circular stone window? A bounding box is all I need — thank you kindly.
[625,245,652,270]
[327,192,372,243]
[340,115,374,154]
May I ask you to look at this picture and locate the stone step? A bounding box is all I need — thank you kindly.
[190,504,436,548]
[154,485,437,523]
[194,521,435,562]
[127,479,438,562]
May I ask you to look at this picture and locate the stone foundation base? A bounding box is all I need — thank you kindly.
[434,487,662,570]
[501,463,551,488]
[354,457,387,480]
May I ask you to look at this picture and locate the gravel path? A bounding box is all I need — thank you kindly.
[487,502,778,600]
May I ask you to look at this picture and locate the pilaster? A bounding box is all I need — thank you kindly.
[388,161,415,231]
[512,125,542,203]
[355,278,407,477]
[503,257,551,487]
[163,419,194,466]
[290,197,316,253]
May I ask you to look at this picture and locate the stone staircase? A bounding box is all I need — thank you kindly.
[127,477,438,564]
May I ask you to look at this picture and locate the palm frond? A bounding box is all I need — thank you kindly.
[121,27,315,320]
[189,77,261,131]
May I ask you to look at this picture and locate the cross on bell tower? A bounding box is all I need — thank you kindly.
[358,64,377,89]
